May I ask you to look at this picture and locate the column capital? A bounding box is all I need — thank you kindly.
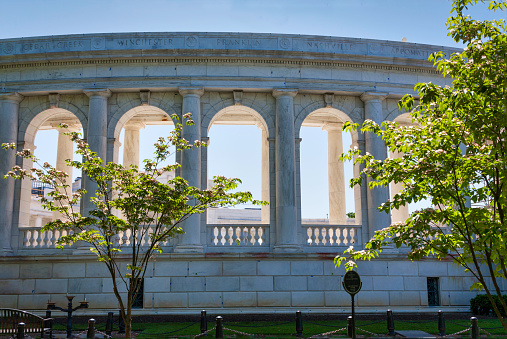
[53,123,81,132]
[273,88,298,98]
[360,92,388,103]
[179,87,204,97]
[124,121,146,130]
[0,92,23,103]
[84,89,112,98]
[108,137,122,148]
[322,122,343,132]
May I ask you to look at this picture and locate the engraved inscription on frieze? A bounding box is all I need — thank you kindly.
[305,41,353,51]
[215,38,262,47]
[390,46,431,58]
[20,40,84,52]
[115,38,174,47]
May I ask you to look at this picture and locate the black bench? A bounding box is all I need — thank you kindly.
[0,308,52,338]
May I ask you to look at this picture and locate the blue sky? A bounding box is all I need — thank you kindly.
[2,0,503,218]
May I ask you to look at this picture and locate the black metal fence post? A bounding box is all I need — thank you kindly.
[87,318,95,339]
[17,322,25,339]
[387,309,395,336]
[44,310,53,339]
[118,311,125,334]
[295,310,303,337]
[470,317,479,339]
[215,316,223,338]
[105,312,113,336]
[201,310,208,334]
[347,316,354,338]
[42,318,53,339]
[438,310,445,336]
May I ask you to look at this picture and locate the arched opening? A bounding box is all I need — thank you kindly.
[206,105,269,246]
[115,105,176,173]
[27,108,84,228]
[390,113,430,222]
[300,107,356,225]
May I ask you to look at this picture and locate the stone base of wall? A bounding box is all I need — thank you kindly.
[1,254,503,312]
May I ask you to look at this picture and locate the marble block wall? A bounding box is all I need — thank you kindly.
[0,255,495,313]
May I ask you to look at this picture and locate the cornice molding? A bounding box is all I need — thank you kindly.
[0,57,441,75]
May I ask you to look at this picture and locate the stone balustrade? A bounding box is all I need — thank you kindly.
[207,224,270,250]
[303,224,361,249]
[19,227,74,250]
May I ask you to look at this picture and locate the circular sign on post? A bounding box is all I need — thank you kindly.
[342,271,362,295]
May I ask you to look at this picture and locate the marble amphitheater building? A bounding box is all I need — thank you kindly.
[0,32,495,313]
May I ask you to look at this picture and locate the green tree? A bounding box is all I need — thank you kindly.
[335,0,507,328]
[3,114,265,338]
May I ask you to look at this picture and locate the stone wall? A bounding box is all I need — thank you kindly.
[0,255,496,313]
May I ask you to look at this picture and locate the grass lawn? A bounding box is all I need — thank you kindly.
[132,318,506,338]
[49,316,507,338]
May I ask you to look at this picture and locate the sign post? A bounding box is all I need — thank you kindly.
[342,271,362,339]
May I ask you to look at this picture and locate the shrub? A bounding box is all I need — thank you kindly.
[470,294,507,316]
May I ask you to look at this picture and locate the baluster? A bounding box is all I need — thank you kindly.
[306,228,312,244]
[231,227,238,245]
[225,227,233,245]
[29,229,36,248]
[244,227,249,245]
[50,229,57,247]
[345,228,352,245]
[218,227,225,246]
[317,228,324,245]
[331,228,338,245]
[121,230,128,246]
[328,228,334,245]
[324,228,331,245]
[311,227,317,245]
[338,228,345,246]
[23,230,30,248]
[259,227,265,246]
[42,230,50,248]
[212,227,218,246]
[252,227,259,246]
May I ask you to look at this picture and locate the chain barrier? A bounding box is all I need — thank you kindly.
[447,320,470,328]
[479,327,493,336]
[355,326,382,337]
[305,320,345,328]
[95,329,113,338]
[192,326,216,338]
[354,319,384,327]
[443,327,470,337]
[308,326,347,338]
[223,326,255,336]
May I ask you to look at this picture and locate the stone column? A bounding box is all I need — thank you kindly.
[360,92,391,239]
[82,89,111,216]
[260,126,270,223]
[53,125,80,220]
[324,123,346,224]
[123,122,145,169]
[175,87,204,253]
[390,150,409,223]
[273,89,301,252]
[0,93,23,255]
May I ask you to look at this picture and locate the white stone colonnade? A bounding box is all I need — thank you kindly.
[0,88,400,254]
